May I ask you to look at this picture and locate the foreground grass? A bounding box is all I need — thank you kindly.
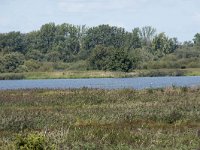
[0,87,200,149]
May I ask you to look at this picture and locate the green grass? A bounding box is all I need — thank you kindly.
[1,68,200,80]
[136,69,187,77]
[184,68,200,76]
[0,70,137,80]
[0,88,200,149]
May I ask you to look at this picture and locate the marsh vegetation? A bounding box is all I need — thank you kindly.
[0,88,200,149]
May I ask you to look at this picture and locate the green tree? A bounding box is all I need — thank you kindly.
[2,52,25,72]
[45,51,61,62]
[24,31,41,51]
[54,23,81,61]
[128,48,154,69]
[194,33,200,46]
[106,48,132,72]
[84,24,128,50]
[139,26,156,47]
[0,32,26,53]
[89,45,132,72]
[25,49,44,61]
[151,33,178,58]
[88,45,113,70]
[38,23,56,53]
[125,28,142,50]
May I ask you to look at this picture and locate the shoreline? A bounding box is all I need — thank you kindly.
[0,68,198,80]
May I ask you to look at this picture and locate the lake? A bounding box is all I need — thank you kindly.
[1,76,200,90]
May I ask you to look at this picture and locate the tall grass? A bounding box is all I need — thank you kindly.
[0,73,25,80]
[0,88,200,149]
[1,68,200,80]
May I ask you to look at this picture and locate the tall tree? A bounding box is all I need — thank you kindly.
[24,31,41,51]
[39,23,56,53]
[54,23,80,61]
[125,28,142,50]
[151,33,178,58]
[139,26,156,47]
[84,24,128,50]
[194,33,200,46]
[88,45,132,72]
[0,32,25,53]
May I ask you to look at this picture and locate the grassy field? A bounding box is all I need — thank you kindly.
[0,88,200,149]
[0,70,137,80]
[0,68,196,80]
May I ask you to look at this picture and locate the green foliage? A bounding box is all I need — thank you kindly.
[88,45,132,72]
[15,133,55,150]
[84,24,128,50]
[24,60,41,71]
[106,48,132,72]
[0,73,25,80]
[0,55,4,73]
[139,26,156,46]
[25,49,44,61]
[194,33,200,46]
[54,23,81,59]
[66,60,88,70]
[138,69,186,77]
[175,47,200,59]
[88,45,113,70]
[128,48,154,69]
[39,23,57,53]
[0,32,26,53]
[45,51,61,62]
[1,52,25,72]
[151,33,178,58]
[0,22,200,73]
[129,28,142,49]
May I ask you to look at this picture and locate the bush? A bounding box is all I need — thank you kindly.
[67,60,88,70]
[0,73,25,80]
[162,111,182,124]
[88,45,132,72]
[25,50,44,61]
[15,133,55,150]
[24,60,41,71]
[1,52,25,72]
[45,51,61,62]
[38,62,54,72]
[52,62,70,71]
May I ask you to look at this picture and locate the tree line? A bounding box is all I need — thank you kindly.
[0,23,200,72]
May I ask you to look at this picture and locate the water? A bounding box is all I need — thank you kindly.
[0,76,200,90]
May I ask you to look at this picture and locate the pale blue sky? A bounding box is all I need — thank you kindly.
[0,0,200,42]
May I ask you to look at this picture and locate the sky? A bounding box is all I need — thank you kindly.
[0,0,200,42]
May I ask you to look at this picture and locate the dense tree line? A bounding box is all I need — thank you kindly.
[0,22,200,72]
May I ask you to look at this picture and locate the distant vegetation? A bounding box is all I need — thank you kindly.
[0,88,200,149]
[0,23,200,73]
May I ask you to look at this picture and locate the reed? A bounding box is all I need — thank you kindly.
[0,88,200,149]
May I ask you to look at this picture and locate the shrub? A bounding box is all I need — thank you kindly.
[88,45,132,72]
[15,133,55,150]
[163,111,182,124]
[24,60,41,71]
[0,73,25,80]
[67,60,88,70]
[1,52,25,72]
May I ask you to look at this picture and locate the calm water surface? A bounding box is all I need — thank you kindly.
[0,76,200,90]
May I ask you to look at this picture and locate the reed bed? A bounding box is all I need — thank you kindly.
[0,87,200,149]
